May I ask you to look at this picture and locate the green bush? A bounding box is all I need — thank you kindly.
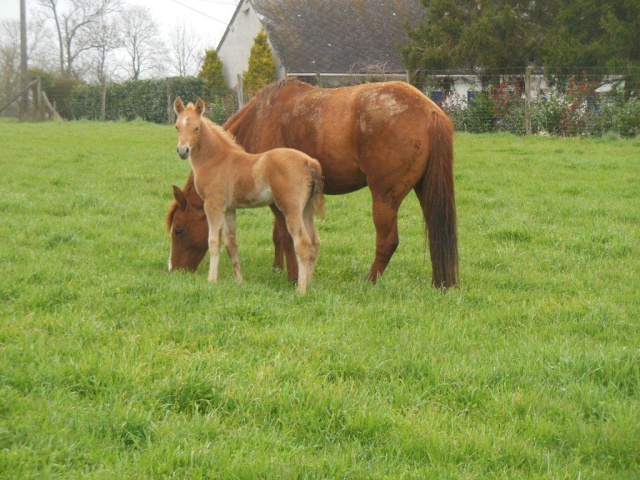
[68,77,205,124]
[611,97,640,138]
[457,92,495,133]
[532,94,565,135]
[47,77,85,120]
[205,89,239,125]
[443,84,639,138]
[243,31,277,94]
[198,50,228,103]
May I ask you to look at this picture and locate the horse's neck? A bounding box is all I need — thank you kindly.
[192,121,243,166]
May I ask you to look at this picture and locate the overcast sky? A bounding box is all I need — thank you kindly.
[0,0,238,49]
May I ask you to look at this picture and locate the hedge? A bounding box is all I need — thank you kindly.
[67,77,206,124]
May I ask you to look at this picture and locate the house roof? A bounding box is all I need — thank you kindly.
[249,0,425,74]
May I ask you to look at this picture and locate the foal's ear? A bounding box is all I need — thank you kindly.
[195,97,206,115]
[172,185,188,210]
[174,96,185,114]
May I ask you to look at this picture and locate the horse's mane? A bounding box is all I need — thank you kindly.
[223,78,305,129]
[253,78,294,103]
[204,118,245,152]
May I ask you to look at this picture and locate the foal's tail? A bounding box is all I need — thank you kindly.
[308,159,325,218]
[421,110,459,288]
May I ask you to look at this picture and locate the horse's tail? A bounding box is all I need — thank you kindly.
[421,110,459,288]
[308,159,325,218]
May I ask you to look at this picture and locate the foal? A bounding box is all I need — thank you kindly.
[173,97,324,293]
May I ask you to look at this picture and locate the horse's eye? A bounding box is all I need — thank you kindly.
[174,228,185,236]
[175,125,178,130]
[195,127,200,132]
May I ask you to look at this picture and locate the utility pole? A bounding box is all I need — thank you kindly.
[20,0,29,119]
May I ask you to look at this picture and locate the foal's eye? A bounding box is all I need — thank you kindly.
[194,127,200,132]
[174,228,185,236]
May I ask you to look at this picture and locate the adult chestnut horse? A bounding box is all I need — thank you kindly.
[167,78,459,288]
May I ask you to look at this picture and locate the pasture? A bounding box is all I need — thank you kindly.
[1,119,638,478]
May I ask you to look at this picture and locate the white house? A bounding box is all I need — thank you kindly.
[216,0,424,89]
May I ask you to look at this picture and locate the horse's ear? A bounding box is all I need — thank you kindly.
[195,97,206,115]
[172,185,188,210]
[174,96,185,114]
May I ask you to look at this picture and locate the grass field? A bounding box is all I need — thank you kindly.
[1,119,639,479]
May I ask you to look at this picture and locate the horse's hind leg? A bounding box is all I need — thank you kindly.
[270,205,298,282]
[223,210,243,282]
[368,194,400,282]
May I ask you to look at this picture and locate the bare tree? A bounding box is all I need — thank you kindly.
[0,20,21,112]
[166,21,203,77]
[85,16,121,120]
[25,11,57,72]
[88,16,121,84]
[37,0,120,78]
[119,5,165,80]
[1,17,52,72]
[1,18,51,113]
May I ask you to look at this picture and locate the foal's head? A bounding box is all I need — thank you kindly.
[174,96,206,160]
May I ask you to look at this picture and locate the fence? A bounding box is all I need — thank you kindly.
[419,68,640,138]
[2,69,639,138]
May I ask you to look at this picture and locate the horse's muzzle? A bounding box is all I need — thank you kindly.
[176,145,190,160]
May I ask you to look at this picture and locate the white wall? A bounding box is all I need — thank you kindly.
[217,0,286,89]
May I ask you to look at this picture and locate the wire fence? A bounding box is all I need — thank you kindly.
[2,69,639,138]
[421,68,640,138]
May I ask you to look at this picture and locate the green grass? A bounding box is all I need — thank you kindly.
[1,119,639,478]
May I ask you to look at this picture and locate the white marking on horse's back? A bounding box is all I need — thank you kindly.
[359,90,409,133]
[377,93,408,116]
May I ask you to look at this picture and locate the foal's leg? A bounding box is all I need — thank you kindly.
[282,209,313,293]
[204,202,225,283]
[268,205,284,271]
[302,202,320,287]
[223,210,243,282]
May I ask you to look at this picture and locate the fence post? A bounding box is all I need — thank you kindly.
[34,77,41,119]
[525,66,533,136]
[101,80,107,121]
[237,74,244,110]
[19,0,28,119]
[167,80,174,124]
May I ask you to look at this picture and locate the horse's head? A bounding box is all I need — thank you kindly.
[174,96,206,160]
[167,184,208,271]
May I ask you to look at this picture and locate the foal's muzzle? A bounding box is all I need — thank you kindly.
[176,145,190,160]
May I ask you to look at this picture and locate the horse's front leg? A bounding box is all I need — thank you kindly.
[223,210,243,283]
[204,202,224,283]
